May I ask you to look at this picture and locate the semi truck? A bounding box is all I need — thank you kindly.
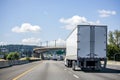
[64,25,107,70]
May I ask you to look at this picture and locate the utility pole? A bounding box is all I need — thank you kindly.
[46,41,48,47]
[55,40,56,47]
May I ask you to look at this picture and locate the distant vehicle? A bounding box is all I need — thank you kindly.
[52,54,57,60]
[65,25,107,70]
[57,55,64,61]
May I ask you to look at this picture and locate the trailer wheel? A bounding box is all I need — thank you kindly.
[66,60,69,67]
[72,61,76,71]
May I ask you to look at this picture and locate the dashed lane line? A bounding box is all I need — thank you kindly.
[63,67,79,79]
[64,69,67,70]
[73,74,79,79]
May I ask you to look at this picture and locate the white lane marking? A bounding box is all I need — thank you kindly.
[118,74,120,75]
[73,74,79,79]
[64,69,67,70]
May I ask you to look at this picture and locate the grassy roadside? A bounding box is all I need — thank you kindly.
[0,57,41,62]
[107,60,120,65]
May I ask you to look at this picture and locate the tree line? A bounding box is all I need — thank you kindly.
[107,30,120,61]
[0,52,19,60]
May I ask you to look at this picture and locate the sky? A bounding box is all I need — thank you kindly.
[0,0,120,45]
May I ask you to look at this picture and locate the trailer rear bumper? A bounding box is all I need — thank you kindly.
[77,57,107,70]
[78,57,107,61]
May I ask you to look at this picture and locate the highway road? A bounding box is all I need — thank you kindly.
[0,60,120,80]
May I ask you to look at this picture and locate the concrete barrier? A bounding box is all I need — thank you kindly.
[8,60,29,65]
[0,58,40,68]
[0,60,29,68]
[0,61,10,68]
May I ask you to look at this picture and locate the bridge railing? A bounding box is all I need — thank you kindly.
[39,40,66,48]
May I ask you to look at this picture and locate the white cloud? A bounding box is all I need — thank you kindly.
[0,41,7,45]
[56,38,66,44]
[88,20,100,25]
[98,9,116,18]
[60,15,100,30]
[22,37,40,45]
[12,23,41,33]
[60,16,87,24]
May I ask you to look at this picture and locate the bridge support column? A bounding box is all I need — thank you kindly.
[33,53,40,58]
[40,53,44,60]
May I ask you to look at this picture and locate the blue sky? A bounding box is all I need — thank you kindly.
[0,0,120,45]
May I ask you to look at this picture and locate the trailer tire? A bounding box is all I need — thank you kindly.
[72,61,76,71]
[66,60,69,67]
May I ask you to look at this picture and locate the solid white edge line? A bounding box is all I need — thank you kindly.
[73,74,79,79]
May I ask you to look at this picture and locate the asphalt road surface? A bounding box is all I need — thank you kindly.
[0,60,120,80]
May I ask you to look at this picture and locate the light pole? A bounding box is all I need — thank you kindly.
[55,40,56,47]
[46,41,48,47]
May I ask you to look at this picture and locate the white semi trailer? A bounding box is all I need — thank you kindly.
[65,25,107,70]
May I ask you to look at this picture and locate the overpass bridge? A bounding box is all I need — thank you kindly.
[33,40,66,59]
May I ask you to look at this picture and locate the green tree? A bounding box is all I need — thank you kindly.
[108,30,120,46]
[4,53,8,60]
[7,53,13,60]
[113,30,120,46]
[107,30,120,60]
[13,52,19,60]
[108,31,115,45]
[107,44,119,60]
[7,52,19,60]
